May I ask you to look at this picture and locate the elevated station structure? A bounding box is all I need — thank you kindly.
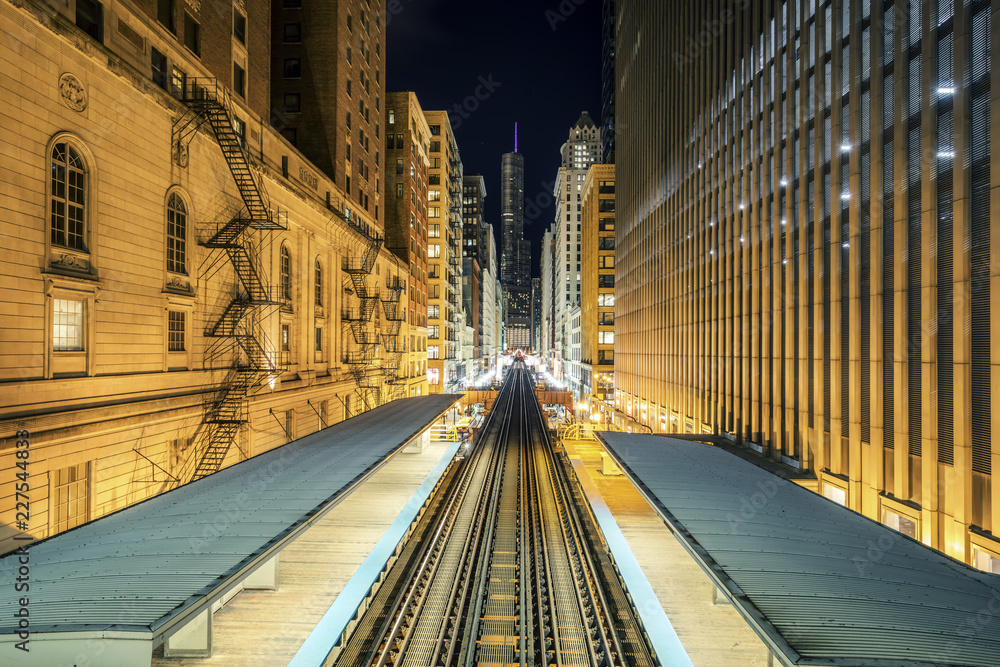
[0,395,460,666]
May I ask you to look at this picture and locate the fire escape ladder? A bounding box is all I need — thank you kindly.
[340,225,386,405]
[379,276,406,400]
[176,78,287,481]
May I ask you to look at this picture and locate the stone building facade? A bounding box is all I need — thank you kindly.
[0,0,414,553]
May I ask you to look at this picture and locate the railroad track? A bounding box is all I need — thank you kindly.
[327,360,659,667]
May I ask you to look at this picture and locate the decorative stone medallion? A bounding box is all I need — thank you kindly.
[58,73,88,112]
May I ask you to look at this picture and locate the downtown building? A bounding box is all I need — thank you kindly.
[0,0,411,553]
[500,150,531,349]
[462,174,487,363]
[423,111,464,392]
[548,112,602,394]
[580,164,616,417]
[383,91,432,397]
[616,0,998,570]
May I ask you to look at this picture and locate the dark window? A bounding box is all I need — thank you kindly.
[429,124,441,136]
[166,192,187,274]
[598,274,615,288]
[157,0,175,33]
[233,9,246,44]
[283,23,301,43]
[315,260,323,306]
[430,140,441,153]
[50,143,87,251]
[168,311,186,351]
[598,199,615,212]
[280,128,297,146]
[280,246,292,301]
[283,93,300,113]
[76,0,103,42]
[395,134,403,149]
[282,0,300,7]
[599,218,615,231]
[283,58,301,78]
[184,12,200,55]
[598,237,615,250]
[396,158,404,174]
[151,47,168,89]
[233,62,246,98]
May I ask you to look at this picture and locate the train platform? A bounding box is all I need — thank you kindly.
[595,432,1000,667]
[0,395,461,667]
[560,436,773,666]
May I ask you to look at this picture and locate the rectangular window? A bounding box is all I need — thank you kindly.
[598,275,615,288]
[168,311,186,351]
[882,508,917,538]
[429,207,440,218]
[233,62,246,98]
[170,66,186,98]
[429,224,440,238]
[429,190,441,201]
[428,345,440,359]
[183,12,200,55]
[281,324,291,363]
[822,483,847,506]
[388,109,395,124]
[428,305,439,319]
[233,9,246,43]
[598,331,615,345]
[151,47,168,89]
[52,463,89,534]
[283,92,300,113]
[599,218,615,231]
[157,0,175,32]
[53,299,84,351]
[428,244,441,258]
[283,22,301,43]
[429,325,440,339]
[430,140,441,153]
[599,255,615,269]
[315,327,323,352]
[76,0,103,42]
[283,58,301,78]
[396,158,404,174]
[396,182,403,198]
[598,237,616,250]
[429,124,441,135]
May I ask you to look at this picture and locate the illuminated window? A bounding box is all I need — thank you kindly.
[53,299,84,351]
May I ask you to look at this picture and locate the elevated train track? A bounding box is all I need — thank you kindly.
[327,361,658,667]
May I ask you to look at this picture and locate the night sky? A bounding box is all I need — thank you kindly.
[386,0,603,277]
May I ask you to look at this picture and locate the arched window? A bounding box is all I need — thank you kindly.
[50,142,87,250]
[280,245,291,301]
[314,259,323,307]
[166,192,187,274]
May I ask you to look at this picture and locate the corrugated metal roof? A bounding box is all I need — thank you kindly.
[599,433,1000,667]
[0,395,460,639]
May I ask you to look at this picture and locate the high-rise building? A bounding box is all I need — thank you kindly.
[552,112,601,393]
[462,174,487,359]
[481,224,499,361]
[581,164,615,416]
[500,150,526,287]
[500,148,531,348]
[616,1,999,570]
[383,92,431,397]
[423,111,463,392]
[531,277,542,352]
[601,0,616,164]
[272,0,384,227]
[540,225,557,366]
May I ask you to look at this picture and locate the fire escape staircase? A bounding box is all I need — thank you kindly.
[173,78,287,481]
[341,222,384,408]
[380,276,406,401]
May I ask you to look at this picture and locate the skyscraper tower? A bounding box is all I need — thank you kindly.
[500,129,531,348]
[500,149,525,287]
[601,0,615,164]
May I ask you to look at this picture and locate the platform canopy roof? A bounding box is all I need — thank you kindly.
[599,433,1000,667]
[0,395,460,641]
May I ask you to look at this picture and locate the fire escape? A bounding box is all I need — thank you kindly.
[380,274,406,401]
[341,221,384,409]
[172,79,286,481]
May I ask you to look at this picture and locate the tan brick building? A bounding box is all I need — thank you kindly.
[423,110,463,393]
[0,0,409,553]
[580,164,615,420]
[383,91,430,397]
